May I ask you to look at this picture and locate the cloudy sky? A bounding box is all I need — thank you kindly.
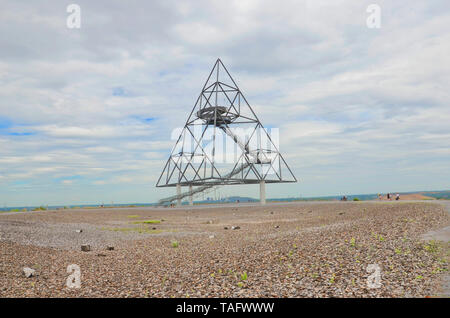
[0,0,449,206]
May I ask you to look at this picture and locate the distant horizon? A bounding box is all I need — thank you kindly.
[2,189,448,209]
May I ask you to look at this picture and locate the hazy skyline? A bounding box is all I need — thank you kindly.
[1,1,449,206]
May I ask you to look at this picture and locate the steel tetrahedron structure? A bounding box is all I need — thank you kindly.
[156,59,296,205]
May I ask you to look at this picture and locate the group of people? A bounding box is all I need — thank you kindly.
[378,193,400,201]
[339,193,400,201]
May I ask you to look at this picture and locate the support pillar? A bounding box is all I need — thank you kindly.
[176,184,181,207]
[260,180,266,205]
[189,184,193,206]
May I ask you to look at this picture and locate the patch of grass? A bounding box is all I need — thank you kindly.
[237,282,244,288]
[171,240,179,248]
[353,198,360,201]
[329,273,336,284]
[431,267,445,274]
[423,240,440,254]
[240,272,248,281]
[101,227,165,234]
[32,206,47,211]
[127,215,141,218]
[350,237,356,247]
[132,220,161,224]
[372,232,385,242]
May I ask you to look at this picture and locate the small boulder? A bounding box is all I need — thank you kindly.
[75,229,83,233]
[231,226,240,230]
[23,267,36,278]
[81,244,91,252]
[106,246,114,251]
[224,227,229,230]
[274,225,280,229]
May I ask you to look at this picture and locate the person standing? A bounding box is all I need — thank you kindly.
[396,193,400,201]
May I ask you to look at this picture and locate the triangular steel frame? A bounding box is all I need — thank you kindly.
[156,59,297,187]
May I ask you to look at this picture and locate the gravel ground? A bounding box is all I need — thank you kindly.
[0,201,448,297]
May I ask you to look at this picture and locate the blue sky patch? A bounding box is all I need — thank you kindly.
[7,132,34,136]
[112,87,127,96]
[0,117,12,129]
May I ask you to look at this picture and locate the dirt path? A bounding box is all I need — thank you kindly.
[421,201,450,297]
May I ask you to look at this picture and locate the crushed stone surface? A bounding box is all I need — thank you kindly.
[0,201,448,297]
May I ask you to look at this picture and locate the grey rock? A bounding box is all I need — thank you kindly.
[23,267,36,278]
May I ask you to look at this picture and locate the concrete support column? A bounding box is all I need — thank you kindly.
[176,184,181,207]
[189,184,193,206]
[260,180,266,205]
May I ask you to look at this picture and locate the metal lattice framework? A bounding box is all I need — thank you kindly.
[156,59,297,189]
